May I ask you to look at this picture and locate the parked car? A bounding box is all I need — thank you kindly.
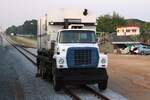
[138,44,150,55]
[130,44,139,54]
[120,47,130,54]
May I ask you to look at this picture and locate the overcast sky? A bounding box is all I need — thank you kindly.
[0,0,150,29]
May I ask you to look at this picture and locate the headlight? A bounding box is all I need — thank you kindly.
[59,58,64,64]
[101,58,106,64]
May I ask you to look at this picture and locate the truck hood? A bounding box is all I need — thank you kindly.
[55,43,100,55]
[57,43,99,50]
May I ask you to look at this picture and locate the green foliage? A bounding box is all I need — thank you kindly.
[142,23,150,33]
[96,12,126,33]
[5,25,17,35]
[96,32,108,37]
[140,32,150,42]
[112,12,127,30]
[131,33,150,43]
[6,19,37,35]
[130,22,150,42]
[97,12,150,43]
[131,35,141,42]
[23,20,37,35]
[97,15,114,33]
[100,42,113,53]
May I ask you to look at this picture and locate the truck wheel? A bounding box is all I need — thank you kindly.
[36,58,41,77]
[38,61,47,79]
[52,61,61,91]
[45,64,53,81]
[41,66,47,79]
[53,74,61,91]
[37,61,44,78]
[98,79,108,91]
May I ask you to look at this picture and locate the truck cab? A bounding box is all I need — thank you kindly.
[37,8,108,91]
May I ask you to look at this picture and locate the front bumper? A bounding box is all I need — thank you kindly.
[55,68,108,85]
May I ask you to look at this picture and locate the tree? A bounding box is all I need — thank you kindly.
[112,12,127,31]
[142,23,150,33]
[6,25,17,35]
[23,20,37,35]
[97,15,113,33]
[131,23,150,43]
[96,12,126,33]
[16,25,23,34]
[6,19,37,35]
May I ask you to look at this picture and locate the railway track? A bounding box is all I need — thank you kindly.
[83,85,110,100]
[5,37,37,66]
[5,36,110,100]
[63,86,110,100]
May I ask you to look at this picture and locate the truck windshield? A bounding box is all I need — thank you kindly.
[59,30,96,43]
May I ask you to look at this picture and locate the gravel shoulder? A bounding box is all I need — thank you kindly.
[0,46,24,100]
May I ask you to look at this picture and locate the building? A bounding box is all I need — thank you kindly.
[109,33,140,54]
[116,25,140,36]
[110,25,141,54]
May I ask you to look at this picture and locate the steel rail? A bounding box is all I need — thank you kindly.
[16,44,37,57]
[5,37,36,66]
[83,85,110,100]
[8,38,37,57]
[63,87,82,100]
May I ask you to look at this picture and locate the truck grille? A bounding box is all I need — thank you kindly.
[74,49,91,65]
[67,47,99,68]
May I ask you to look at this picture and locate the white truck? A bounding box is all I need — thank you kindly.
[37,8,108,91]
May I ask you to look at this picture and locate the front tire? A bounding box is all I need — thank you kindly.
[37,59,47,79]
[36,60,46,78]
[52,60,61,92]
[53,74,61,91]
[98,79,108,91]
[43,62,53,81]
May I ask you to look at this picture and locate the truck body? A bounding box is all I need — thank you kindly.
[37,8,108,91]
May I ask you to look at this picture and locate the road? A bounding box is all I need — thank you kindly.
[108,54,150,100]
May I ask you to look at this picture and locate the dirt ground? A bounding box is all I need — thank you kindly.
[108,54,150,100]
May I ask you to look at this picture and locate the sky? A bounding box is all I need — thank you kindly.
[0,0,150,30]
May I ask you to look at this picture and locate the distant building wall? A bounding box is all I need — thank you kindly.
[116,26,140,36]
